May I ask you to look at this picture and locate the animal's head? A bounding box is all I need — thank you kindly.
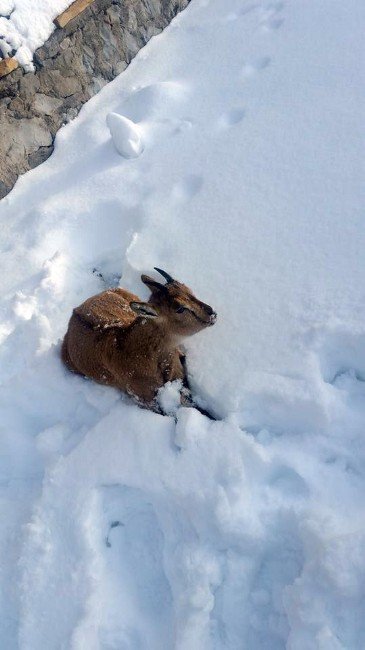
[130,267,217,337]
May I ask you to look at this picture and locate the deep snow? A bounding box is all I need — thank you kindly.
[1,0,365,648]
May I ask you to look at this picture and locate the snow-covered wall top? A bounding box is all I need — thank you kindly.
[0,0,73,69]
[0,0,190,199]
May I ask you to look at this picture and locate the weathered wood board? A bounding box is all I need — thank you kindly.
[0,57,19,79]
[54,0,95,28]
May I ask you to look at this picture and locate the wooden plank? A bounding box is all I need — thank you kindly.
[54,0,95,29]
[0,57,19,79]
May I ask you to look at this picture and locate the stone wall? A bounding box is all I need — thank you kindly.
[0,0,190,199]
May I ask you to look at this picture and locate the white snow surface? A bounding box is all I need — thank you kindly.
[1,0,365,648]
[0,0,73,69]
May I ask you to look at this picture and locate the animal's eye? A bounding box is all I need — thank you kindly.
[175,306,186,314]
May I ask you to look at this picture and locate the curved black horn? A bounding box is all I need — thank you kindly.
[154,267,174,284]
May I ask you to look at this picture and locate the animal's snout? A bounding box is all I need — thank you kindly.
[209,310,217,325]
[201,304,217,325]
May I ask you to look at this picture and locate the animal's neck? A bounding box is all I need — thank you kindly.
[124,318,179,358]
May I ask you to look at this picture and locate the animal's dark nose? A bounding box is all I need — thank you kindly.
[209,311,217,325]
[205,305,214,316]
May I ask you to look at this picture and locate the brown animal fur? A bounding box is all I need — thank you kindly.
[61,270,216,409]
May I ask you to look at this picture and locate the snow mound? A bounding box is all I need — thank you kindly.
[106,112,144,159]
[157,380,182,416]
[119,81,188,122]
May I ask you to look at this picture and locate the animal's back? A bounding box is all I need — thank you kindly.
[73,288,139,330]
[62,288,140,381]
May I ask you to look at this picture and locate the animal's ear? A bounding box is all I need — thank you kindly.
[141,274,166,294]
[130,301,158,318]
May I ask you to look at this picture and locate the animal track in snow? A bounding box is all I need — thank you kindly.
[99,485,173,647]
[223,4,258,22]
[265,17,284,30]
[172,174,204,202]
[314,328,365,386]
[218,107,246,129]
[162,117,193,137]
[242,56,271,78]
[269,465,309,499]
[259,1,285,31]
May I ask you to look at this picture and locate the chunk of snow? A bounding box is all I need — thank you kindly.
[106,112,144,159]
[157,379,182,416]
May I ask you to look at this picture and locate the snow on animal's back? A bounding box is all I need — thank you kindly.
[73,288,139,330]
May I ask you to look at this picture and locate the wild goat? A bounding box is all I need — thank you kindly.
[61,268,217,412]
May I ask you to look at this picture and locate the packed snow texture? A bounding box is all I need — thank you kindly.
[0,0,72,69]
[1,0,365,648]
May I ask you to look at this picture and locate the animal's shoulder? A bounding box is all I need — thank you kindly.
[73,288,140,331]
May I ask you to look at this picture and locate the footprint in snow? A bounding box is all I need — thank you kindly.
[224,4,259,22]
[172,174,204,203]
[269,465,309,499]
[264,17,284,30]
[313,328,365,387]
[218,107,246,129]
[259,1,285,31]
[99,485,173,644]
[105,520,123,548]
[324,454,360,476]
[241,56,271,78]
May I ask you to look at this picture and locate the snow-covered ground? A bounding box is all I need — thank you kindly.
[1,0,365,647]
[0,0,72,69]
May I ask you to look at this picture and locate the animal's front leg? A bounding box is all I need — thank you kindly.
[177,348,190,390]
[160,350,185,385]
[169,350,197,409]
[127,390,163,415]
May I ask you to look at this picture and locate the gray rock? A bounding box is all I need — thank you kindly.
[33,93,63,115]
[28,144,54,168]
[38,70,82,97]
[0,180,9,199]
[60,37,71,51]
[15,118,53,152]
[19,73,40,98]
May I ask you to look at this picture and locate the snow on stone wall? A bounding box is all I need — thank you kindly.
[0,0,190,199]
